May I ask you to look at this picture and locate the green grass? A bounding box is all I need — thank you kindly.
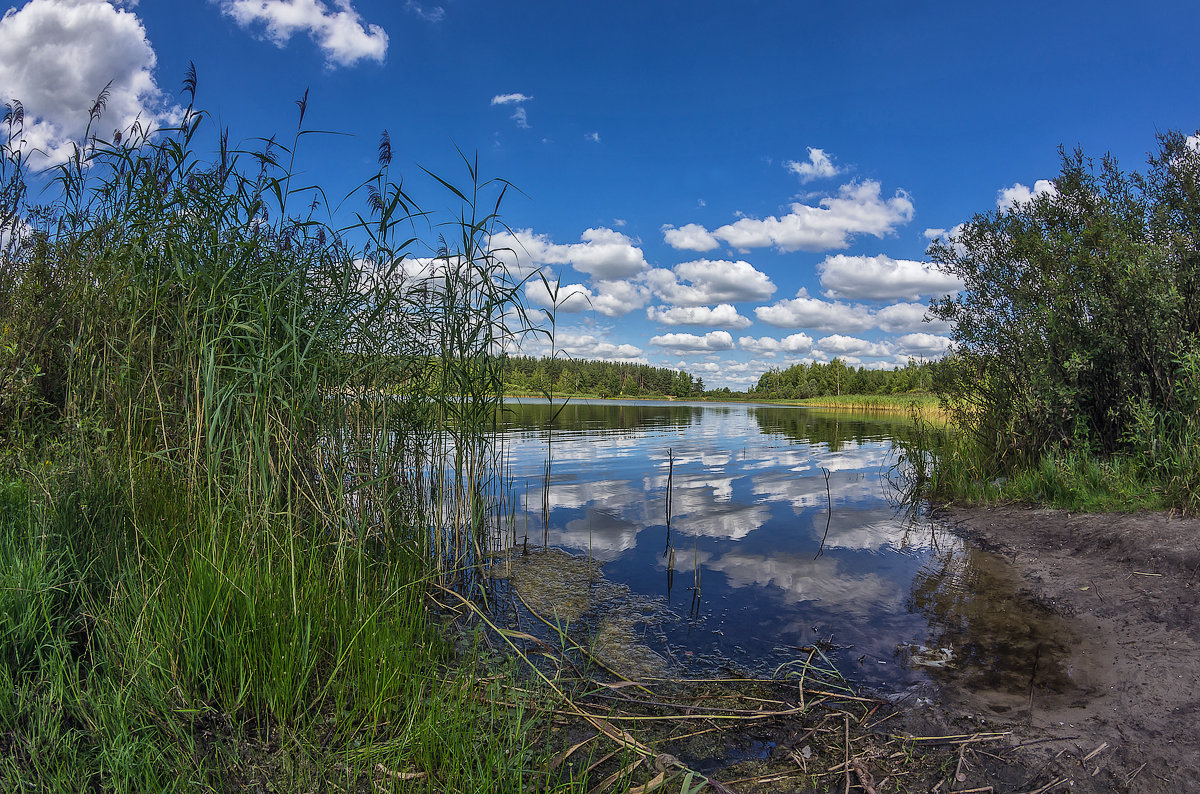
[1001,450,1166,512]
[756,392,947,423]
[891,414,1181,514]
[788,392,940,410]
[0,82,601,791]
[0,464,583,792]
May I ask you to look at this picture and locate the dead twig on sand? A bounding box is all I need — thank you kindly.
[851,758,878,794]
[1018,777,1068,794]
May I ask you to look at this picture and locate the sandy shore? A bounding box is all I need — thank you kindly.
[921,505,1200,792]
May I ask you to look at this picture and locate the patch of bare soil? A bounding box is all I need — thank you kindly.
[922,505,1200,793]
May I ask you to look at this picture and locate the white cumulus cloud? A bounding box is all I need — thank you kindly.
[556,331,644,361]
[784,147,840,183]
[996,179,1056,210]
[515,326,645,362]
[525,276,649,318]
[525,279,593,313]
[816,334,892,358]
[661,222,719,252]
[738,333,814,356]
[677,180,914,253]
[893,333,953,357]
[818,254,964,302]
[645,259,776,306]
[491,227,648,280]
[0,0,173,165]
[591,279,651,317]
[754,288,874,333]
[218,0,388,67]
[649,331,735,353]
[874,302,952,334]
[646,303,752,329]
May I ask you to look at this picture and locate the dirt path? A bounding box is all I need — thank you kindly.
[924,506,1200,792]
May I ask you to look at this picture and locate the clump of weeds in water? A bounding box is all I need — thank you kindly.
[0,71,603,792]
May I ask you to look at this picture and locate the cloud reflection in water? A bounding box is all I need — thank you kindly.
[498,399,962,685]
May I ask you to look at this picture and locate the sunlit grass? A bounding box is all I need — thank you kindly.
[0,467,579,791]
[0,76,593,791]
[892,413,1180,514]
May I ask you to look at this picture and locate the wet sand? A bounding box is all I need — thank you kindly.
[924,506,1200,792]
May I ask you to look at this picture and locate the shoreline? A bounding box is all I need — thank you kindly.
[502,392,940,413]
[913,504,1200,792]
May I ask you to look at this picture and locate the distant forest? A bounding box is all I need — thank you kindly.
[750,358,940,399]
[502,355,941,400]
[502,356,704,398]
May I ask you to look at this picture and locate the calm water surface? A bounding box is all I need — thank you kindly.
[496,398,1066,695]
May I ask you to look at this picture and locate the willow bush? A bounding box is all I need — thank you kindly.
[928,132,1200,510]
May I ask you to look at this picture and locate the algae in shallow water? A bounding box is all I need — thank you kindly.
[502,548,604,623]
[501,548,672,679]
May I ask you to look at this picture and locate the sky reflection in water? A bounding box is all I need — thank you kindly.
[497,399,982,690]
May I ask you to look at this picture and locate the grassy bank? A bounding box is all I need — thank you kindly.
[762,392,945,418]
[504,391,946,412]
[0,465,569,791]
[0,84,595,791]
[894,416,1181,514]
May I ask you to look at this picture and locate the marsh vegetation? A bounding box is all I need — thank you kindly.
[0,75,589,791]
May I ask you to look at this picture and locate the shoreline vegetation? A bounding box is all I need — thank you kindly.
[3,70,1197,791]
[903,134,1200,517]
[0,80,966,793]
[503,389,944,416]
[0,80,582,790]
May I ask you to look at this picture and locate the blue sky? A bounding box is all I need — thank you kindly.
[3,1,1199,388]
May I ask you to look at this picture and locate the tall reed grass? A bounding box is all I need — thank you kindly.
[0,76,584,790]
[789,392,942,415]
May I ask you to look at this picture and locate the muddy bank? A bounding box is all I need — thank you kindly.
[493,513,1200,792]
[923,506,1200,792]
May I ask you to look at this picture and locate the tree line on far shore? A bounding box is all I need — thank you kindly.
[749,358,939,400]
[501,354,942,401]
[502,355,704,398]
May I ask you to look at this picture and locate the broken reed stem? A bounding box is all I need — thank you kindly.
[844,713,851,794]
[798,647,816,711]
[815,466,833,559]
[901,731,1013,745]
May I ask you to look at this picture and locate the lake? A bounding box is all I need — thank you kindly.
[494,398,1068,697]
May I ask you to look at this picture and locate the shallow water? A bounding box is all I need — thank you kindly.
[496,398,1072,696]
